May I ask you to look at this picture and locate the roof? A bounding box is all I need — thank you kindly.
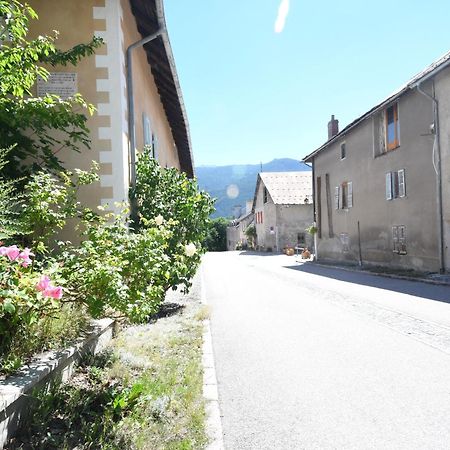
[303,49,450,162]
[129,0,194,177]
[229,211,254,227]
[252,172,313,210]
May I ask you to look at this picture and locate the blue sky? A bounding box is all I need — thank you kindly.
[164,0,450,167]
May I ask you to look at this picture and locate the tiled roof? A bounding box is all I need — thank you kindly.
[259,172,312,205]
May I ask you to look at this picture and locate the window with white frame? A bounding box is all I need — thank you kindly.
[335,181,353,210]
[386,169,406,200]
[392,225,407,254]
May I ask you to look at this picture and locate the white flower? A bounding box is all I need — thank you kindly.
[184,243,197,257]
[155,215,164,226]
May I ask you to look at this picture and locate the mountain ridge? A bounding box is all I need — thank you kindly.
[196,158,311,218]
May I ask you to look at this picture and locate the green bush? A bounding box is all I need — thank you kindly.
[130,148,214,292]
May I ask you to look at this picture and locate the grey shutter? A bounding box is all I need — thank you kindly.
[386,173,392,200]
[398,169,406,197]
[335,186,340,210]
[347,181,353,208]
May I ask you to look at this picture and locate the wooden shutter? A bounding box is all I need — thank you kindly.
[398,169,406,197]
[335,186,340,210]
[347,181,353,208]
[386,173,392,200]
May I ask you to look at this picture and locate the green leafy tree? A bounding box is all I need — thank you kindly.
[203,217,228,251]
[0,0,102,178]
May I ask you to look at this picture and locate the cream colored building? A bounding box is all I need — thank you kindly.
[28,0,193,211]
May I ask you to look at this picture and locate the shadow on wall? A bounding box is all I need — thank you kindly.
[284,262,450,304]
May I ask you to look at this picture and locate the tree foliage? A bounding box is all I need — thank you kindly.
[0,0,102,178]
[203,217,228,252]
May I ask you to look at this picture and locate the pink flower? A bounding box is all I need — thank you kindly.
[19,248,34,267]
[0,246,7,256]
[36,275,51,292]
[44,285,63,299]
[5,245,20,261]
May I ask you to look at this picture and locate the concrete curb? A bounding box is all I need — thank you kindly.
[201,267,225,450]
[310,262,450,287]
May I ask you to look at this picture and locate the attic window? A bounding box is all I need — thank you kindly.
[340,142,346,160]
[263,187,268,203]
[386,103,400,151]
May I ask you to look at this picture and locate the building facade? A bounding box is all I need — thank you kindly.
[28,0,193,212]
[252,172,313,252]
[304,51,450,272]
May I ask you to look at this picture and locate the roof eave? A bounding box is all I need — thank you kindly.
[303,50,450,163]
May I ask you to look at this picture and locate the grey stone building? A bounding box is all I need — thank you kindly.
[303,51,450,273]
[252,172,313,252]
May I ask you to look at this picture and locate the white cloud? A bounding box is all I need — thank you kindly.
[274,0,290,33]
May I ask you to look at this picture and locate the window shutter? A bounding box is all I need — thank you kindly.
[347,181,353,208]
[398,169,406,197]
[335,186,340,210]
[386,173,392,200]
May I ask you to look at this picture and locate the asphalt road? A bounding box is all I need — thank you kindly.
[202,251,450,450]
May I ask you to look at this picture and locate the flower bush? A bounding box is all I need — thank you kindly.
[0,243,64,371]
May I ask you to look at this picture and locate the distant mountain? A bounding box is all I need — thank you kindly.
[196,158,311,218]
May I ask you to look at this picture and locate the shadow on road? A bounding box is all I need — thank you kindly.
[284,262,450,304]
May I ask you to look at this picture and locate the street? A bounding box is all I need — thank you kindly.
[202,251,450,450]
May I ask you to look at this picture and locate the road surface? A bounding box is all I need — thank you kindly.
[202,251,450,450]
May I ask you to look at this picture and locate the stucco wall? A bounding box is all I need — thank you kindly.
[435,66,450,271]
[28,0,107,211]
[314,86,440,271]
[120,0,180,170]
[27,0,181,216]
[276,204,314,250]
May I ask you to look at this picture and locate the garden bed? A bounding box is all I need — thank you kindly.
[0,318,115,448]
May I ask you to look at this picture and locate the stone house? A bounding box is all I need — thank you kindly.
[28,0,193,213]
[303,51,450,272]
[226,211,254,251]
[252,172,313,252]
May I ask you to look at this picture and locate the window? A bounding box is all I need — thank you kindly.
[340,142,346,160]
[263,187,268,203]
[335,181,353,210]
[143,113,152,147]
[392,225,407,254]
[255,211,263,224]
[297,233,305,244]
[386,169,406,200]
[386,103,400,151]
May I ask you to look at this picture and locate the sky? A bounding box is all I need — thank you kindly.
[164,0,450,167]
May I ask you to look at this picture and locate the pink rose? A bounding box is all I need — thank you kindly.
[44,285,63,299]
[19,248,34,267]
[36,275,51,292]
[4,245,20,261]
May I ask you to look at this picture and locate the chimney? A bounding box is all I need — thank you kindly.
[328,115,339,140]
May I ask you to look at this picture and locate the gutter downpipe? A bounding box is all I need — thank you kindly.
[126,29,163,189]
[416,80,445,273]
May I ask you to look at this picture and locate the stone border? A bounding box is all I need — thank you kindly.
[0,318,115,448]
[201,267,225,450]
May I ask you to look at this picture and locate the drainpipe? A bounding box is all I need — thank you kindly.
[416,80,446,273]
[126,29,163,189]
